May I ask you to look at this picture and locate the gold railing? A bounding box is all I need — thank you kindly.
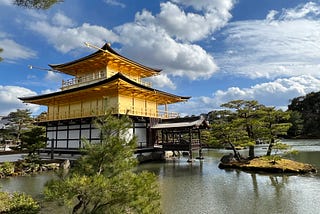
[61,71,106,90]
[36,105,179,122]
[61,71,152,90]
[122,74,152,88]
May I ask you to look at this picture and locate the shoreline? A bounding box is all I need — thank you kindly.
[0,158,64,178]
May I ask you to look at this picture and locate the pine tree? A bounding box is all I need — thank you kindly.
[6,109,34,143]
[20,126,47,156]
[44,112,161,214]
[215,100,292,159]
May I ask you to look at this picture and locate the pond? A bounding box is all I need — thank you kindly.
[0,139,319,214]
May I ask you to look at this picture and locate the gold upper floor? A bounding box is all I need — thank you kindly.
[61,69,152,91]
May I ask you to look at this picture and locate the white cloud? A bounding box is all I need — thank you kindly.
[162,0,234,42]
[266,10,278,21]
[171,0,234,12]
[52,12,75,27]
[0,85,39,115]
[28,14,119,53]
[45,70,63,83]
[147,74,176,90]
[157,1,232,42]
[20,1,235,89]
[0,0,11,6]
[104,0,125,8]
[115,1,225,83]
[114,0,235,83]
[279,2,320,20]
[0,38,37,62]
[117,21,218,80]
[41,88,59,94]
[172,75,320,116]
[218,2,320,80]
[213,75,320,107]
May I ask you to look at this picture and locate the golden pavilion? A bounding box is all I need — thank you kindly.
[20,43,192,155]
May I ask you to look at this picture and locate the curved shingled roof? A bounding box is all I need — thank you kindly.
[49,43,161,77]
[19,72,190,105]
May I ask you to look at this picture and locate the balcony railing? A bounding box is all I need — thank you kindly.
[61,71,152,90]
[36,105,180,122]
[61,71,106,90]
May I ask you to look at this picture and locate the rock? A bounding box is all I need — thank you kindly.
[60,159,70,169]
[45,163,60,170]
[220,153,234,164]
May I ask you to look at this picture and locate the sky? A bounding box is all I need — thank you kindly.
[1,0,320,117]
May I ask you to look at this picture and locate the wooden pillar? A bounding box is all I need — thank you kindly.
[66,122,69,149]
[89,120,92,143]
[165,103,168,118]
[161,129,164,145]
[79,119,82,148]
[197,128,204,159]
[188,128,193,162]
[50,138,54,159]
[55,124,58,148]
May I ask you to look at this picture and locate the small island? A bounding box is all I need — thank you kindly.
[219,156,317,174]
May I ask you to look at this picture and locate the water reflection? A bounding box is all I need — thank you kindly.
[139,148,319,214]
[0,140,319,214]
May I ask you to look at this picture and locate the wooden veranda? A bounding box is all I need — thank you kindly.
[151,116,209,162]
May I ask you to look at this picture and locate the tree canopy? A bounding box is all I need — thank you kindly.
[44,112,161,213]
[20,126,47,156]
[288,91,320,138]
[5,109,34,143]
[209,100,291,159]
[13,0,63,9]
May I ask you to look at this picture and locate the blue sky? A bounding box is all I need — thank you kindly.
[1,0,320,116]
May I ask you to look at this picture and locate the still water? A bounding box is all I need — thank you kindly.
[0,139,319,214]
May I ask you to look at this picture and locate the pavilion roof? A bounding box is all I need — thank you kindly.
[49,43,161,78]
[151,116,209,129]
[19,73,190,105]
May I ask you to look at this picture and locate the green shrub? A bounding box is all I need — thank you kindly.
[0,162,15,176]
[0,191,40,213]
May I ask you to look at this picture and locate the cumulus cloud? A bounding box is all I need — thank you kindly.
[115,1,225,82]
[147,74,176,90]
[217,2,320,80]
[166,0,234,41]
[0,38,37,62]
[117,21,218,80]
[28,15,119,53]
[212,76,318,107]
[279,2,320,20]
[18,1,234,88]
[157,1,232,42]
[176,75,320,115]
[52,12,75,27]
[0,85,39,115]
